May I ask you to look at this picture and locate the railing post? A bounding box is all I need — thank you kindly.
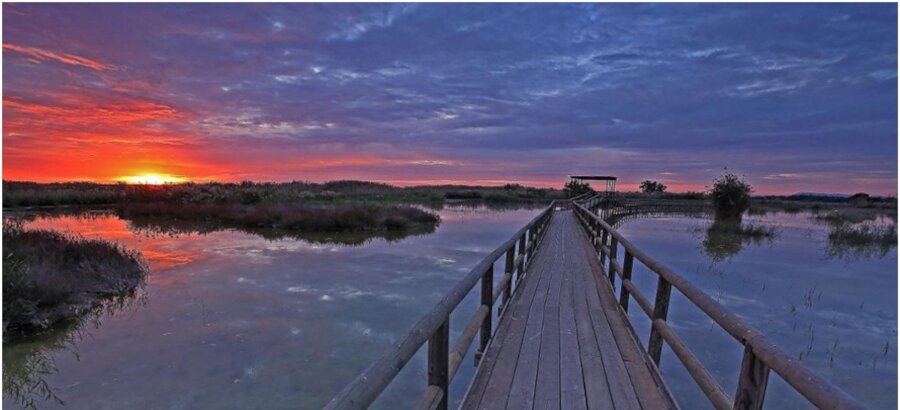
[476,263,493,362]
[619,251,634,311]
[501,249,514,316]
[527,226,535,258]
[648,276,672,364]
[607,237,618,285]
[428,318,449,410]
[517,234,526,283]
[733,344,770,410]
[600,229,609,265]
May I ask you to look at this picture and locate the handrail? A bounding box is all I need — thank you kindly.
[571,201,865,410]
[325,200,560,410]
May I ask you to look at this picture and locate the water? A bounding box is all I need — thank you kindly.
[3,205,544,409]
[4,207,896,409]
[613,211,897,409]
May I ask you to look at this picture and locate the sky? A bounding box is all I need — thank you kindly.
[2,3,898,194]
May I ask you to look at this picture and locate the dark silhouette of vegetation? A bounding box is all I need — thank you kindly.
[563,180,593,197]
[117,203,440,234]
[3,180,564,208]
[3,221,149,336]
[122,208,439,245]
[639,180,667,194]
[710,173,752,221]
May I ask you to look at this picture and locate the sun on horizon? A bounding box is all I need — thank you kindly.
[117,173,188,185]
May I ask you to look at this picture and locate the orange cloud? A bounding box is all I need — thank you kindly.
[3,43,118,71]
[4,96,179,126]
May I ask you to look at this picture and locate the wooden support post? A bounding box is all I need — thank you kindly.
[476,263,493,362]
[517,235,526,282]
[428,318,449,410]
[608,237,618,285]
[619,251,634,311]
[733,344,770,410]
[600,229,609,265]
[648,277,672,364]
[501,249,514,316]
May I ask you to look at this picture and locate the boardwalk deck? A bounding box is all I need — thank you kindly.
[461,210,675,410]
[326,199,863,410]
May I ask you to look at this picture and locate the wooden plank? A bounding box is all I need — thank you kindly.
[578,267,643,409]
[462,264,541,407]
[462,226,554,409]
[559,264,588,410]
[501,234,557,409]
[532,236,564,410]
[464,210,676,410]
[573,219,676,410]
[572,257,615,409]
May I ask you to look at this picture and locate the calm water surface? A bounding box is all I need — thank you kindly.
[4,205,543,409]
[3,207,896,409]
[615,211,897,409]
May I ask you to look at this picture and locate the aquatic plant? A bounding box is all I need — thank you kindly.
[826,221,897,259]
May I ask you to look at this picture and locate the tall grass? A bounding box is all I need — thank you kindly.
[826,222,897,259]
[3,221,149,335]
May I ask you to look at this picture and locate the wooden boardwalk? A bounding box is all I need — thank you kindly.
[325,197,864,410]
[461,210,674,409]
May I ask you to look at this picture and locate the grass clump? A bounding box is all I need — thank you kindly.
[826,222,897,259]
[2,221,148,336]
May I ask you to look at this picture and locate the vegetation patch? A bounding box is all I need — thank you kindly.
[3,180,564,208]
[3,222,148,336]
[710,172,752,220]
[826,222,897,259]
[117,202,440,233]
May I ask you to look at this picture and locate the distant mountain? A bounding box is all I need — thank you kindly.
[791,192,851,199]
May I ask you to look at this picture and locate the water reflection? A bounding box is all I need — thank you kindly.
[124,214,437,246]
[700,219,776,263]
[2,205,544,409]
[3,294,145,409]
[614,210,897,409]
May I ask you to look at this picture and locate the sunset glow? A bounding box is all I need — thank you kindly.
[2,4,897,194]
[118,173,189,185]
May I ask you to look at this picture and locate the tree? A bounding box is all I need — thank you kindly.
[639,180,667,194]
[710,172,752,220]
[563,180,593,197]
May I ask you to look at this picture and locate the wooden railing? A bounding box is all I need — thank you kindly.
[571,201,865,410]
[324,198,569,410]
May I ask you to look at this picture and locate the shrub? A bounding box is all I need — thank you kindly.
[639,180,667,194]
[710,173,752,220]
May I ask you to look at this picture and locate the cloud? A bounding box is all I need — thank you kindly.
[326,4,418,41]
[2,3,896,194]
[3,43,118,71]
